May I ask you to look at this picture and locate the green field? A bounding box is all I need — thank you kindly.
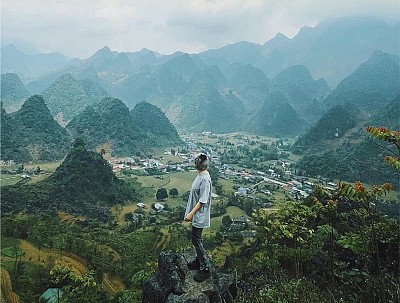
[113,171,197,223]
[205,206,247,236]
[218,178,236,195]
[132,171,197,207]
[1,160,60,187]
[24,161,62,172]
[0,175,21,187]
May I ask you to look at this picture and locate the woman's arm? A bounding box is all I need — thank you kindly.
[184,202,202,221]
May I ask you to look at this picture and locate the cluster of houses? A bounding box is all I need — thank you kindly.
[0,160,15,166]
[109,150,205,175]
[0,160,43,180]
[110,157,167,173]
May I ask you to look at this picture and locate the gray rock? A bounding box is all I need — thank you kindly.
[142,250,237,303]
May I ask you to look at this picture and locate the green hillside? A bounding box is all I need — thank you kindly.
[293,105,357,153]
[67,97,182,157]
[247,92,308,137]
[0,73,31,108]
[1,95,70,162]
[42,73,105,123]
[323,51,399,112]
[169,72,240,133]
[295,99,399,187]
[131,101,183,146]
[1,138,133,221]
[66,97,150,156]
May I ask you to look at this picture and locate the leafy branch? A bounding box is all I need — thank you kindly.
[366,126,400,169]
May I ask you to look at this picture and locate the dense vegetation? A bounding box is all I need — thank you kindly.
[42,73,108,123]
[1,138,134,221]
[0,95,71,162]
[294,100,400,187]
[296,138,399,187]
[66,98,182,157]
[1,214,166,302]
[234,127,400,302]
[131,101,183,146]
[0,73,30,107]
[236,184,399,302]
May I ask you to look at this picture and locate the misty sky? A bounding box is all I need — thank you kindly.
[1,0,399,59]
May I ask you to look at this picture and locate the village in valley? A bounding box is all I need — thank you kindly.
[100,131,341,243]
[0,132,339,240]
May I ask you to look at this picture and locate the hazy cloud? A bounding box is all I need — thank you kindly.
[1,0,398,58]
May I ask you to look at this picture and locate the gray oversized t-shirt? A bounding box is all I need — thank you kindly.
[184,171,212,228]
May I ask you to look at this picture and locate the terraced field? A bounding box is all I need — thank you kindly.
[1,239,125,294]
[14,240,87,275]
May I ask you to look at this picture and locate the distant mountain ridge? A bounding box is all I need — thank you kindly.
[4,16,397,90]
[1,44,68,82]
[2,16,398,137]
[322,51,400,112]
[261,16,399,87]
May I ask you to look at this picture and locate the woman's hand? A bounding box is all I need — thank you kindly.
[184,213,193,222]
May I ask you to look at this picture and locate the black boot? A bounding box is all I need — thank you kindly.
[187,258,200,270]
[194,268,211,282]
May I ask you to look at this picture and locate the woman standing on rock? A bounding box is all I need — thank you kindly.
[184,153,212,282]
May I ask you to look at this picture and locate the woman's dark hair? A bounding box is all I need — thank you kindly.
[194,153,208,171]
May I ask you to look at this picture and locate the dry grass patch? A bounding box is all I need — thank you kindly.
[205,206,247,236]
[1,269,19,303]
[16,240,87,276]
[57,211,85,223]
[102,273,125,293]
[111,204,139,225]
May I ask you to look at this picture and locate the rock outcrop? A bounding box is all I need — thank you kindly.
[143,250,237,303]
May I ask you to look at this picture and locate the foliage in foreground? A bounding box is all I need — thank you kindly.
[235,126,400,302]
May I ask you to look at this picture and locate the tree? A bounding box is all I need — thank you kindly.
[169,188,179,198]
[72,137,86,149]
[156,188,168,200]
[222,215,232,227]
[50,264,102,302]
